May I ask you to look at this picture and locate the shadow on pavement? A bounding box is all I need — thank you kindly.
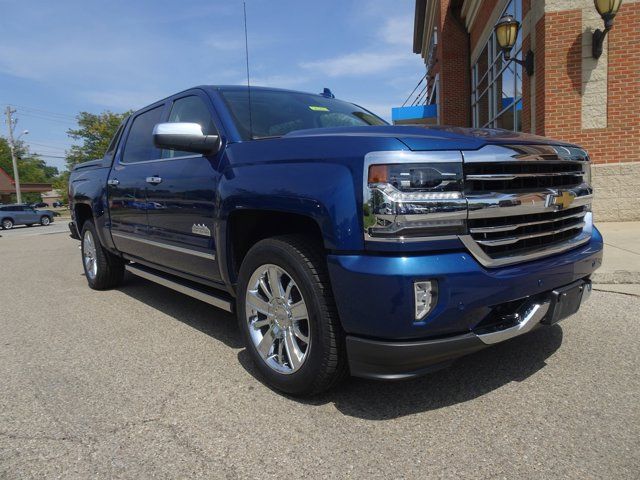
[239,324,564,420]
[117,273,243,349]
[117,272,563,420]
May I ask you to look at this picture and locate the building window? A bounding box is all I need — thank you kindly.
[471,0,523,132]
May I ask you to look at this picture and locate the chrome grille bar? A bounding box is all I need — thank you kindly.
[474,222,586,247]
[466,171,584,181]
[469,209,587,234]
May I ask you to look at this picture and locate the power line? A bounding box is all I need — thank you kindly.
[31,153,67,159]
[15,112,76,126]
[2,103,76,120]
[25,141,68,151]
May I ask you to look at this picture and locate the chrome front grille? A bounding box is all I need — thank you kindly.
[465,161,586,193]
[468,205,588,258]
[460,144,593,267]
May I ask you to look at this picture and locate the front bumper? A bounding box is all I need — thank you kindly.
[327,228,603,379]
[347,279,591,379]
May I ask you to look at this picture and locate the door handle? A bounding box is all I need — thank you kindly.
[107,179,119,186]
[146,176,162,185]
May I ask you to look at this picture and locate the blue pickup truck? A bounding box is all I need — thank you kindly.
[68,86,603,395]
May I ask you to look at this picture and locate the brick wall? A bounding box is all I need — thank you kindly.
[437,0,471,126]
[538,2,640,220]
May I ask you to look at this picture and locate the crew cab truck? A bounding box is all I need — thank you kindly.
[68,86,603,395]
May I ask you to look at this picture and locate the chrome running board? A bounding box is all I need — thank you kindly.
[125,264,233,312]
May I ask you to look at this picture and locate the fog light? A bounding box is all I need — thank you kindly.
[414,280,437,321]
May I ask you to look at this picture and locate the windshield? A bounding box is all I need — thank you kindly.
[219,89,387,140]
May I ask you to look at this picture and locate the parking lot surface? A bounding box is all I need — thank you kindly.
[0,231,638,478]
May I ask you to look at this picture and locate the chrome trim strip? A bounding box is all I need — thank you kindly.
[474,222,586,247]
[126,264,232,312]
[469,209,587,234]
[364,234,461,243]
[476,301,550,345]
[467,189,592,219]
[112,232,216,260]
[466,171,583,181]
[462,144,589,163]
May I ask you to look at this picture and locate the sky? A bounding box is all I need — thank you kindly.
[0,0,425,171]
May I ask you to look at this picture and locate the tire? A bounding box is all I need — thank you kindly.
[81,220,125,290]
[40,216,51,226]
[1,218,13,230]
[237,235,347,396]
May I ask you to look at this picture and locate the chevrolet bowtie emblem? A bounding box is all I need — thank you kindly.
[546,190,576,210]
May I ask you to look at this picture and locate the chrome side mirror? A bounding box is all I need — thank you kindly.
[152,122,221,155]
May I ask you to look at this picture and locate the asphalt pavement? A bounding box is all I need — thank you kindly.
[0,229,638,478]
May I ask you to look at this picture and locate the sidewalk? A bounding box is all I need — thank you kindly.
[592,222,640,293]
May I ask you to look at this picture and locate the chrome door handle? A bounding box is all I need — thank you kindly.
[146,176,162,184]
[107,179,119,186]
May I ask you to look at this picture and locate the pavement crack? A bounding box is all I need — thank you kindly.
[0,431,84,444]
[593,287,640,298]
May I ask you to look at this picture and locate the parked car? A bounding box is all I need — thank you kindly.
[68,86,603,395]
[52,201,65,208]
[0,204,55,229]
[31,202,49,208]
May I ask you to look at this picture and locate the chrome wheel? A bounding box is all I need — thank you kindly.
[2,219,12,229]
[41,216,50,226]
[83,230,98,280]
[245,264,311,374]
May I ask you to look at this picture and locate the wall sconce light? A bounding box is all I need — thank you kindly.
[592,0,623,59]
[494,15,534,76]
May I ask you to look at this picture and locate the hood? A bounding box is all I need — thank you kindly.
[284,125,578,151]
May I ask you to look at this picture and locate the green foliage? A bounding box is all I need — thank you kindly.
[52,171,70,204]
[0,137,59,183]
[65,111,131,170]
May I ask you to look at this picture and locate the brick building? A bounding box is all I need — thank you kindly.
[0,167,51,204]
[409,0,639,221]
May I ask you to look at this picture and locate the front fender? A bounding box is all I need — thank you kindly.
[217,161,362,251]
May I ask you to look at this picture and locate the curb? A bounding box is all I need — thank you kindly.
[592,270,640,285]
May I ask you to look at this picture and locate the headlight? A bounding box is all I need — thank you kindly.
[363,151,466,241]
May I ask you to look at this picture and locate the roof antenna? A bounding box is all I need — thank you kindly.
[243,2,253,139]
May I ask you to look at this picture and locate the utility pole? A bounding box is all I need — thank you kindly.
[4,106,22,204]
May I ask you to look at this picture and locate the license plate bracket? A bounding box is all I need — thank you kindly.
[542,280,591,326]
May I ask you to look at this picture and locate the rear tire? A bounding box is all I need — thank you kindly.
[81,220,125,290]
[1,219,13,230]
[237,235,347,396]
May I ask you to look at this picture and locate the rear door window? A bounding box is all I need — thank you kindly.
[122,106,164,163]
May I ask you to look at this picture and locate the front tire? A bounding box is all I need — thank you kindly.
[237,235,347,396]
[40,216,51,226]
[81,221,125,290]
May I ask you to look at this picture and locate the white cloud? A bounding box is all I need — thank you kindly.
[204,36,245,52]
[235,74,310,89]
[82,89,169,111]
[380,16,414,47]
[300,50,415,77]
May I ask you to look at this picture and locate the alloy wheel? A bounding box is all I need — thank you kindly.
[245,264,311,374]
[83,230,98,280]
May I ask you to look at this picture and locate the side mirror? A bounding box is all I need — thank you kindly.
[152,122,221,155]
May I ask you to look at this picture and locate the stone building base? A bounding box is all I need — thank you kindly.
[592,162,640,222]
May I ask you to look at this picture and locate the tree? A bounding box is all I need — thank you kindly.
[0,137,60,203]
[65,111,131,170]
[0,137,59,183]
